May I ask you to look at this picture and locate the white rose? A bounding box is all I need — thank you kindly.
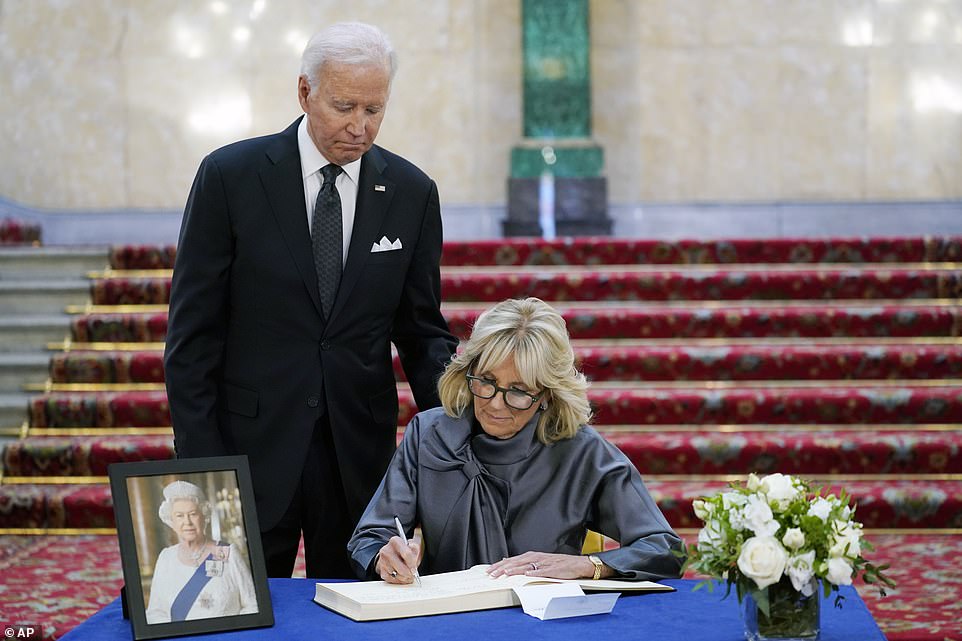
[737,536,788,590]
[746,473,762,491]
[693,499,710,520]
[742,494,779,536]
[781,527,805,550]
[761,473,800,511]
[826,557,854,586]
[807,497,833,521]
[786,550,816,596]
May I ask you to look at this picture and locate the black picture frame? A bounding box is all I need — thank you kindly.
[108,456,273,640]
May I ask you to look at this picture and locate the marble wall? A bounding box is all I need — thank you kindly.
[0,0,959,210]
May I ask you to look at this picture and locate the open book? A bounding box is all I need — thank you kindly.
[313,564,673,621]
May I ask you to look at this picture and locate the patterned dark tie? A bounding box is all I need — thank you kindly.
[312,164,343,319]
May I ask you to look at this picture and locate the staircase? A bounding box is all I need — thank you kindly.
[1,236,961,640]
[0,247,109,433]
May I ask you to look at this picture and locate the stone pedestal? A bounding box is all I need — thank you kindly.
[504,177,610,236]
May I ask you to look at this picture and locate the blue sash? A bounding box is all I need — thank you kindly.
[169,550,215,621]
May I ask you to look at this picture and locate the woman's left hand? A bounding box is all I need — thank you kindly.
[487,552,595,580]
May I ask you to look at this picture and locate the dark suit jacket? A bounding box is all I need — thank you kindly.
[164,117,457,530]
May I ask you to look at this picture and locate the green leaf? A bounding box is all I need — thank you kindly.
[753,587,770,620]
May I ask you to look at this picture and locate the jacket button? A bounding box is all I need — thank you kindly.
[307,396,319,408]
[320,340,331,350]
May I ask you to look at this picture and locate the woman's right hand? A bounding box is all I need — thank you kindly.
[375,536,421,584]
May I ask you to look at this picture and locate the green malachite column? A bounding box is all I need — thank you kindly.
[504,0,611,236]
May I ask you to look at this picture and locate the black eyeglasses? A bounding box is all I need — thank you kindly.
[466,374,544,411]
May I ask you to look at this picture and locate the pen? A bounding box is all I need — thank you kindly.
[394,515,422,587]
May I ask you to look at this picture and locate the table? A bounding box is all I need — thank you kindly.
[60,578,886,641]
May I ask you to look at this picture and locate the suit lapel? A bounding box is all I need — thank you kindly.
[329,146,395,322]
[259,118,324,318]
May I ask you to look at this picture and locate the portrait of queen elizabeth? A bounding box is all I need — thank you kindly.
[145,480,258,624]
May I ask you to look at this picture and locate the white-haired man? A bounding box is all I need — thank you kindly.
[165,22,457,578]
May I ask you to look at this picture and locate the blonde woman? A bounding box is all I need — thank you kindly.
[348,298,683,583]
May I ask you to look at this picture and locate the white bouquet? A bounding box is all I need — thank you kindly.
[683,473,893,615]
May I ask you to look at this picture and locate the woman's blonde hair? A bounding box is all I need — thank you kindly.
[437,297,591,444]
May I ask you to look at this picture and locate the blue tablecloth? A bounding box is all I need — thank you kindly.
[60,578,886,641]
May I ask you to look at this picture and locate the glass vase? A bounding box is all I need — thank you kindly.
[743,578,820,641]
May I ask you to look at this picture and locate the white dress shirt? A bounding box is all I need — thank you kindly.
[297,116,361,268]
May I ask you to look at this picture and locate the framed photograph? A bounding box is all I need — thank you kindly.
[108,456,273,640]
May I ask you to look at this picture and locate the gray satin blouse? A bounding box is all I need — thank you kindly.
[347,407,685,581]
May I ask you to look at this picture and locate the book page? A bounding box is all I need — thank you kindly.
[318,565,538,604]
[316,565,670,607]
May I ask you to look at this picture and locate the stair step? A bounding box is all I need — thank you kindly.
[107,237,962,269]
[602,429,962,475]
[0,246,108,279]
[445,301,962,340]
[0,280,90,314]
[0,392,29,429]
[24,384,962,428]
[6,431,960,478]
[2,435,173,476]
[2,479,958,530]
[0,314,71,351]
[0,484,114,528]
[646,478,962,530]
[68,301,962,342]
[0,352,49,394]
[47,343,962,384]
[87,268,962,305]
[438,237,962,266]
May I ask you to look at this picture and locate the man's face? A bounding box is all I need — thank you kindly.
[298,61,391,166]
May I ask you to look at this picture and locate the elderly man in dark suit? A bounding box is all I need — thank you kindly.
[164,21,457,579]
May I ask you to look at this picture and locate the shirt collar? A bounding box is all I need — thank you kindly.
[297,116,362,185]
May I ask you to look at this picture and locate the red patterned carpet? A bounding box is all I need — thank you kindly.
[0,217,41,245]
[854,534,962,641]
[68,302,962,343]
[0,536,123,640]
[108,237,962,269]
[46,343,962,384]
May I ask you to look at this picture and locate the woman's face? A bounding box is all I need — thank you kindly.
[471,357,542,440]
[170,498,205,543]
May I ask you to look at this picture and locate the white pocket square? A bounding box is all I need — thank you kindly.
[370,236,403,253]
